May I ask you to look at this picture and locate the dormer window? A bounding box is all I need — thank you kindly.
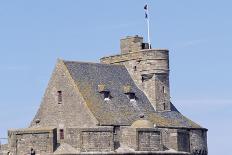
[98,84,111,101]
[128,93,136,102]
[123,85,136,102]
[103,91,111,101]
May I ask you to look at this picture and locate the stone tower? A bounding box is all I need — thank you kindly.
[101,35,170,111]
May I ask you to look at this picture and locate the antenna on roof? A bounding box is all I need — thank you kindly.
[144,4,151,49]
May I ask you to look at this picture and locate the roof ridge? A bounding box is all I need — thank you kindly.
[62,59,124,67]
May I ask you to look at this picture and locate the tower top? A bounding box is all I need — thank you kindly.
[120,35,150,54]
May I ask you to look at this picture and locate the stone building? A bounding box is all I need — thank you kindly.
[1,35,207,155]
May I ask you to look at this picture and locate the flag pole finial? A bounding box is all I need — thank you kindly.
[144,4,151,49]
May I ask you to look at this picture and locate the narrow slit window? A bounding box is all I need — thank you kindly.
[57,91,62,104]
[163,103,166,110]
[133,66,137,71]
[60,129,64,139]
[162,86,165,93]
[141,76,144,83]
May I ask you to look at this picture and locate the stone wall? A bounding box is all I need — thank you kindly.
[167,129,190,152]
[65,127,114,152]
[121,127,162,151]
[30,60,98,141]
[0,144,9,155]
[138,130,162,151]
[190,129,207,155]
[121,127,137,150]
[8,128,57,155]
[0,144,8,152]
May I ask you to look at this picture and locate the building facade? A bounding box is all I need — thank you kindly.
[1,36,207,155]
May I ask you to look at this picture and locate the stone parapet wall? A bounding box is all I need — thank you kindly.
[166,129,190,152]
[65,127,114,152]
[0,144,9,155]
[0,144,8,152]
[8,128,57,155]
[190,130,207,155]
[47,152,190,155]
[121,127,163,152]
[160,128,207,155]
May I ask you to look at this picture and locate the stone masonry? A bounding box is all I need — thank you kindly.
[0,35,208,155]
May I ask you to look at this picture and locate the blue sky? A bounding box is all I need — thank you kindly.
[0,0,231,154]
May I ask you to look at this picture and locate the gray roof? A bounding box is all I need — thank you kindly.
[63,60,202,129]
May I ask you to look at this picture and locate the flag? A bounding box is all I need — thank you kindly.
[144,4,147,10]
[144,4,148,18]
[145,12,148,19]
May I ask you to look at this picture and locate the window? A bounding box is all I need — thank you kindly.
[60,129,64,139]
[142,76,145,82]
[162,86,167,94]
[163,103,166,110]
[128,93,136,102]
[104,91,111,101]
[57,91,62,104]
[133,66,137,71]
[141,74,153,82]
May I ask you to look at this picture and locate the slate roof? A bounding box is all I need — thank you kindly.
[63,60,203,129]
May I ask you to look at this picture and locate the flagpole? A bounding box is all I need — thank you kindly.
[145,4,151,49]
[147,7,151,49]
